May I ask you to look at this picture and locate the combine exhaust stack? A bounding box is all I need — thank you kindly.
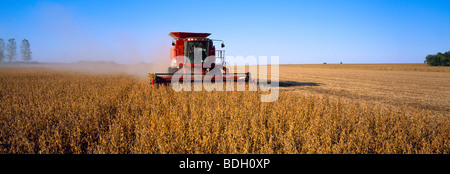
[149,32,252,85]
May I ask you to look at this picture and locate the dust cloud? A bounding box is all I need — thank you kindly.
[0,61,169,79]
[27,1,173,76]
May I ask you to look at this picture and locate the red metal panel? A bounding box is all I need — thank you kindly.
[169,32,211,39]
[169,32,217,71]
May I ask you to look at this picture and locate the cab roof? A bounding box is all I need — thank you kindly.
[169,32,211,39]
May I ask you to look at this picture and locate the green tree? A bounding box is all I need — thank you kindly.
[441,51,450,66]
[20,39,32,62]
[6,38,17,62]
[425,51,450,66]
[0,38,4,62]
[425,54,436,66]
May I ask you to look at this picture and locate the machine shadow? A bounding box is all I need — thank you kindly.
[257,80,322,87]
[277,81,322,87]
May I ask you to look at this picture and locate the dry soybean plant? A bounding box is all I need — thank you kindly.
[0,68,448,154]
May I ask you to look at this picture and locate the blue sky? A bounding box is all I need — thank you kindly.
[1,0,449,64]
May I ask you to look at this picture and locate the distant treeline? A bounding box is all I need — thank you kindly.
[425,51,450,66]
[0,38,32,63]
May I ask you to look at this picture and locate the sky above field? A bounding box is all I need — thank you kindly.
[1,0,449,64]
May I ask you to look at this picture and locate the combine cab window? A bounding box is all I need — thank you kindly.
[185,41,209,64]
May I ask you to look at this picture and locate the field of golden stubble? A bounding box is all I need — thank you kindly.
[274,64,450,116]
[0,64,449,154]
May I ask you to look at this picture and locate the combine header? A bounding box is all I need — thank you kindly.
[149,32,251,85]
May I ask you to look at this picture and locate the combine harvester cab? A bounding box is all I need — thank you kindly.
[149,32,251,85]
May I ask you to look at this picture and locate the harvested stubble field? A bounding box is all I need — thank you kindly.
[0,63,449,154]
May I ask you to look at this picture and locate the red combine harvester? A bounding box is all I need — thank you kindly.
[149,32,251,84]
